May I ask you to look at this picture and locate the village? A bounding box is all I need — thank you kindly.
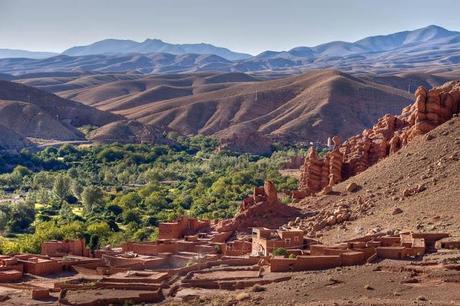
[0,180,459,305]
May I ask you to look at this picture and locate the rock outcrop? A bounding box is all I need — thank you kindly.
[297,81,460,196]
[216,181,300,232]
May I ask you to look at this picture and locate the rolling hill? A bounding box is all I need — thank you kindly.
[0,80,170,147]
[15,70,416,152]
[0,124,33,152]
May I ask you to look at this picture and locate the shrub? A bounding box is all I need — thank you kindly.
[272,248,288,257]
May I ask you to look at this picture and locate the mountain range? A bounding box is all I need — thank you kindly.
[1,25,460,75]
[62,39,251,61]
[1,25,460,153]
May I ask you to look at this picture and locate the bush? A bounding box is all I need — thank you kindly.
[272,248,288,257]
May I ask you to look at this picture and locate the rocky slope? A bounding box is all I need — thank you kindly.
[294,111,460,244]
[298,81,460,195]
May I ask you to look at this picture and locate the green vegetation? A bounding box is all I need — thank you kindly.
[272,247,288,257]
[0,136,303,254]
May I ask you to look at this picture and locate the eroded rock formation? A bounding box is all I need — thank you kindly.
[298,81,460,195]
[217,181,300,232]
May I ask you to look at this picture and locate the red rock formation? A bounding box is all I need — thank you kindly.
[299,136,343,194]
[298,81,460,195]
[217,181,299,232]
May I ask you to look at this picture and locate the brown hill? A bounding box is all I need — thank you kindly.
[0,80,173,147]
[0,80,122,128]
[13,70,460,153]
[88,120,171,145]
[0,124,33,152]
[0,100,82,140]
[117,70,413,145]
[294,115,460,244]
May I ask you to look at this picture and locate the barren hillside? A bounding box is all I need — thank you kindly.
[295,116,460,243]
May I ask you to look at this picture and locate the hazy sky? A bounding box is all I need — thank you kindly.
[1,0,460,55]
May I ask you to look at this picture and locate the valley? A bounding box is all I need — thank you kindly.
[0,9,460,305]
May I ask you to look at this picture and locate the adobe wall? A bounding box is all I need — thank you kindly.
[223,241,252,256]
[41,239,90,257]
[375,247,407,259]
[270,255,342,272]
[0,270,23,282]
[19,259,62,276]
[440,241,460,249]
[158,217,210,240]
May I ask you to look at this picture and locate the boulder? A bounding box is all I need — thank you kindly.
[346,182,359,193]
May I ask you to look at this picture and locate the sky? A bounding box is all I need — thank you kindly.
[1,0,460,55]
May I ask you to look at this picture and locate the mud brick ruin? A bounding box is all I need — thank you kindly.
[0,181,459,305]
[252,227,304,256]
[298,81,460,195]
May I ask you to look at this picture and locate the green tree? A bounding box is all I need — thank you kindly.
[87,222,111,238]
[52,174,71,202]
[88,234,100,251]
[7,201,35,233]
[81,186,104,213]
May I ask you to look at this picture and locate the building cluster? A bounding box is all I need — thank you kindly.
[0,182,459,304]
[297,81,460,196]
[0,212,458,304]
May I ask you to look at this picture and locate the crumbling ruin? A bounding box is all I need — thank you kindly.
[298,81,460,195]
[216,181,300,232]
[1,181,459,305]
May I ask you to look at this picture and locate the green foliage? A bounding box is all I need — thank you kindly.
[52,174,71,202]
[272,248,288,257]
[88,234,100,251]
[81,186,103,213]
[0,137,303,253]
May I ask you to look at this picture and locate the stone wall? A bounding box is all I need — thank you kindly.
[298,81,460,195]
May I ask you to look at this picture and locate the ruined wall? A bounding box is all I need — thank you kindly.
[270,255,342,272]
[158,217,210,240]
[41,239,90,257]
[19,258,63,276]
[298,81,460,195]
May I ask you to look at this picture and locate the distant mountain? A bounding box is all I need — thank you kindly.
[0,25,459,75]
[0,49,57,59]
[62,38,251,61]
[0,53,232,75]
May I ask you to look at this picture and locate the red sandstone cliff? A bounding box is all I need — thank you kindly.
[298,81,460,196]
